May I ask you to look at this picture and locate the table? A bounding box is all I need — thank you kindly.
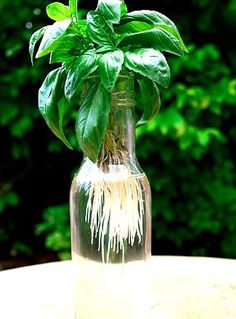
[0,256,236,319]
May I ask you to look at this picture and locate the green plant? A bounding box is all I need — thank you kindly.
[29,0,188,264]
[29,0,187,163]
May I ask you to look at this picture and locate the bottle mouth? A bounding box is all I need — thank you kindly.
[88,74,133,81]
[86,74,134,89]
[111,91,135,108]
[84,74,136,107]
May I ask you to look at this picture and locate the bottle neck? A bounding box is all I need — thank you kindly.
[99,76,136,166]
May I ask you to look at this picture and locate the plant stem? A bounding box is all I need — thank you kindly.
[69,0,79,23]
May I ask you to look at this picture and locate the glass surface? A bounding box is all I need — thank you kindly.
[70,158,151,263]
[70,76,152,318]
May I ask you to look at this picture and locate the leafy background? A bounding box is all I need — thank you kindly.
[0,0,236,269]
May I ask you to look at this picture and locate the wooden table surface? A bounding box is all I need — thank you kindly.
[0,256,236,319]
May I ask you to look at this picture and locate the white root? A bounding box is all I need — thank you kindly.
[85,165,145,262]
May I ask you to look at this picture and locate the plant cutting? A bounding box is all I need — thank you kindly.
[30,0,187,318]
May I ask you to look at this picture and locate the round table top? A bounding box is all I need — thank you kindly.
[0,256,236,319]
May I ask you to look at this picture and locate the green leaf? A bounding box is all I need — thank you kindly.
[99,50,124,92]
[46,2,70,21]
[29,26,47,64]
[58,96,72,146]
[38,68,72,149]
[122,10,177,30]
[76,82,111,162]
[36,19,71,58]
[87,11,116,49]
[153,24,188,54]
[38,68,59,116]
[137,78,161,126]
[121,10,188,53]
[65,50,98,101]
[116,21,151,34]
[119,27,184,56]
[121,0,128,16]
[125,48,170,88]
[49,34,82,64]
[96,0,122,24]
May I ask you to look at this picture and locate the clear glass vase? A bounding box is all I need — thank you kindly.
[70,76,152,319]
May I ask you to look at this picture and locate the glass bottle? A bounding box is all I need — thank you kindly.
[70,75,152,319]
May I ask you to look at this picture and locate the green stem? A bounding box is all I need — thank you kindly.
[69,0,79,23]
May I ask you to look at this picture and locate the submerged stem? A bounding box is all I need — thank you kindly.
[98,129,127,170]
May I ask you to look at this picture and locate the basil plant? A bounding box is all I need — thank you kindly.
[29,0,188,162]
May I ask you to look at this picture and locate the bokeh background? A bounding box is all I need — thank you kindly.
[0,0,236,269]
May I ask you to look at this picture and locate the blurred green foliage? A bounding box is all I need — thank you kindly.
[0,0,236,264]
[35,204,71,260]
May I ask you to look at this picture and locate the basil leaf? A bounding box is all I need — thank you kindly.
[99,50,124,92]
[76,82,111,162]
[46,2,70,21]
[121,10,188,53]
[50,34,82,64]
[29,26,47,64]
[36,19,71,58]
[124,48,170,88]
[154,24,188,54]
[58,96,72,146]
[38,68,60,117]
[65,50,98,101]
[116,21,151,34]
[119,27,184,56]
[38,68,73,149]
[136,78,161,126]
[122,10,174,26]
[121,0,128,16]
[87,11,116,49]
[96,0,121,24]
